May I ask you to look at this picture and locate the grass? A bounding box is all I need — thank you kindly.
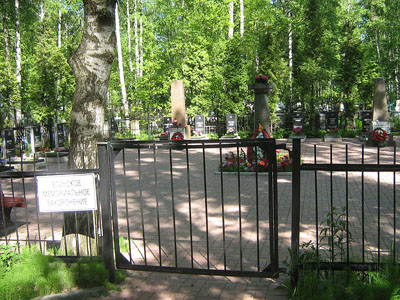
[0,245,125,300]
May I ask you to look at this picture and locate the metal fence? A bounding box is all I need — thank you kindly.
[0,154,103,261]
[290,139,400,279]
[100,139,286,277]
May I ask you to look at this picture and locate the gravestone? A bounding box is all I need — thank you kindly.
[226,114,237,134]
[326,112,339,130]
[372,78,390,122]
[195,115,206,136]
[170,80,190,139]
[361,111,372,133]
[369,78,392,146]
[319,112,326,130]
[55,123,65,148]
[292,111,304,131]
[163,116,172,132]
[248,78,273,134]
[5,129,15,158]
[33,126,41,151]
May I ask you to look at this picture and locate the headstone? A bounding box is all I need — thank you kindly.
[361,111,372,133]
[326,112,339,130]
[55,123,65,148]
[170,80,190,139]
[195,115,206,136]
[171,80,186,126]
[33,126,41,151]
[372,78,390,121]
[5,129,15,158]
[248,78,273,134]
[319,112,326,130]
[163,116,172,132]
[109,118,118,138]
[395,100,400,112]
[131,120,140,136]
[292,111,304,130]
[226,114,237,134]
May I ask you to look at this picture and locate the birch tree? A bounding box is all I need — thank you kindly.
[115,1,128,123]
[14,0,22,125]
[229,1,234,38]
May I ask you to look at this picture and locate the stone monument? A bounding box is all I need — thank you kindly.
[369,78,392,146]
[248,75,273,135]
[170,80,190,139]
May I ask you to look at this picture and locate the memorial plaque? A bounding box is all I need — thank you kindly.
[226,114,237,134]
[292,111,304,130]
[56,123,65,148]
[326,112,338,130]
[372,120,391,133]
[361,111,372,133]
[195,115,205,135]
[37,173,97,212]
[5,129,15,158]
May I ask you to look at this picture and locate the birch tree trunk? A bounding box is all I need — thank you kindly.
[134,0,140,78]
[2,2,10,64]
[288,8,293,104]
[126,0,133,73]
[229,1,234,39]
[115,2,128,121]
[240,0,244,38]
[139,0,143,77]
[14,0,22,125]
[64,0,116,254]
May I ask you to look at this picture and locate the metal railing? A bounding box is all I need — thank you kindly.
[100,139,285,277]
[290,139,400,281]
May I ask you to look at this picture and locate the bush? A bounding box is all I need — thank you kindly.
[0,246,125,300]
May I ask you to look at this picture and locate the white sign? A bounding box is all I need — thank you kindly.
[36,173,97,213]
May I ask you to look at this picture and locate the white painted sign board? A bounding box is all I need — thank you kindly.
[37,173,97,212]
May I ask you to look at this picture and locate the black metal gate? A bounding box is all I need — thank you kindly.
[99,139,284,277]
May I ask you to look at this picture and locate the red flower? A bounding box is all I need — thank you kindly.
[372,128,388,143]
[171,132,184,140]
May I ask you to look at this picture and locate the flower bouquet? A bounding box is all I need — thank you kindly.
[372,128,388,147]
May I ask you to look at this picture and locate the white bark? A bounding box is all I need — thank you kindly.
[57,2,62,48]
[14,0,22,124]
[68,0,116,170]
[240,0,244,37]
[288,10,293,102]
[39,2,45,21]
[134,0,140,78]
[2,2,10,61]
[115,2,128,119]
[127,0,133,73]
[229,1,234,39]
[139,0,143,77]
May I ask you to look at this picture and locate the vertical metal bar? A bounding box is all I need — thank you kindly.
[377,147,381,266]
[314,145,319,267]
[236,145,243,271]
[122,149,133,263]
[153,144,162,266]
[186,143,194,269]
[202,143,210,269]
[291,138,301,285]
[255,144,260,272]
[137,146,147,265]
[268,147,274,271]
[393,146,397,263]
[10,172,21,251]
[98,143,116,282]
[330,144,334,263]
[361,145,365,264]
[169,147,178,267]
[345,144,349,263]
[272,142,279,273]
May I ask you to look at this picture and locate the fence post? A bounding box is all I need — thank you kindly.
[291,138,301,285]
[98,143,115,282]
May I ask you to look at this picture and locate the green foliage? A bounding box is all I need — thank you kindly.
[206,133,219,140]
[0,246,124,300]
